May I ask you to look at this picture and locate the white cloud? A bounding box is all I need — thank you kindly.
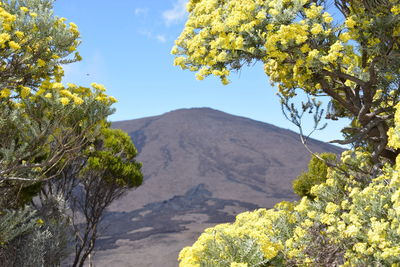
[156,35,167,43]
[162,0,188,26]
[138,29,168,43]
[134,8,148,16]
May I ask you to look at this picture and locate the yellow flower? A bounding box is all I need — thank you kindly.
[44,93,52,98]
[339,32,351,43]
[90,82,106,92]
[299,44,310,53]
[36,218,44,224]
[221,77,229,85]
[304,4,323,19]
[9,40,20,50]
[307,49,319,59]
[173,56,186,67]
[14,31,24,39]
[320,213,336,225]
[52,82,64,90]
[171,45,179,55]
[67,83,77,88]
[310,23,323,35]
[60,97,70,105]
[0,33,11,45]
[344,224,359,237]
[72,96,84,105]
[330,41,343,52]
[29,12,38,17]
[322,12,333,23]
[325,202,339,214]
[37,59,46,67]
[0,88,11,98]
[3,23,12,31]
[60,89,72,97]
[69,22,79,35]
[345,17,356,29]
[353,242,367,253]
[20,6,29,13]
[108,96,118,103]
[295,197,309,212]
[307,210,317,219]
[20,86,30,98]
[230,263,248,267]
[391,5,400,15]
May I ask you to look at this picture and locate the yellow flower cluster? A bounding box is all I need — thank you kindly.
[0,1,118,108]
[172,0,273,83]
[27,80,117,107]
[388,103,400,149]
[179,102,400,265]
[174,0,400,106]
[0,5,16,32]
[179,207,294,266]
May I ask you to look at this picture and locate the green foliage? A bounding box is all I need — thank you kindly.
[0,196,72,266]
[18,182,42,206]
[178,104,400,266]
[0,1,143,266]
[174,0,400,265]
[0,206,37,244]
[0,0,81,91]
[199,233,270,267]
[179,146,400,266]
[83,127,143,188]
[0,0,111,208]
[173,0,400,162]
[292,153,337,198]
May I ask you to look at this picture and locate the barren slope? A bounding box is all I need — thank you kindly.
[90,108,342,267]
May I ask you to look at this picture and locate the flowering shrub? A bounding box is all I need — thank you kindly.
[178,104,400,266]
[292,153,337,199]
[179,206,295,267]
[0,0,119,206]
[173,0,400,165]
[0,1,143,266]
[174,1,400,264]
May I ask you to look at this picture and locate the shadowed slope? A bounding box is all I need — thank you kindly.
[92,108,342,267]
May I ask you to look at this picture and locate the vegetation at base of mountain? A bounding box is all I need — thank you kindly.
[178,112,400,266]
[292,153,337,199]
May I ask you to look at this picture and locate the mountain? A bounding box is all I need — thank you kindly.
[92,108,343,267]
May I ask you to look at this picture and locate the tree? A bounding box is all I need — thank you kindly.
[69,127,142,267]
[172,0,400,165]
[0,0,87,208]
[174,0,400,265]
[292,152,337,198]
[0,0,143,265]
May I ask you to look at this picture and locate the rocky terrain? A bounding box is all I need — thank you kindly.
[90,108,342,267]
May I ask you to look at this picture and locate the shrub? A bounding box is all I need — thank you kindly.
[292,153,337,199]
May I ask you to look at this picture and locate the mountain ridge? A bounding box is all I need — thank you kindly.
[91,107,343,267]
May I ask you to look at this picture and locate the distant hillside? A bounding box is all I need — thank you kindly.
[91,108,343,267]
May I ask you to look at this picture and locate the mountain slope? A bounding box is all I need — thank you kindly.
[92,108,342,267]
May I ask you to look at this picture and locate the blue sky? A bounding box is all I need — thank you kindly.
[53,0,349,145]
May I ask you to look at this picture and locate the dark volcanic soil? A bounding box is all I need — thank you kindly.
[88,108,342,267]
